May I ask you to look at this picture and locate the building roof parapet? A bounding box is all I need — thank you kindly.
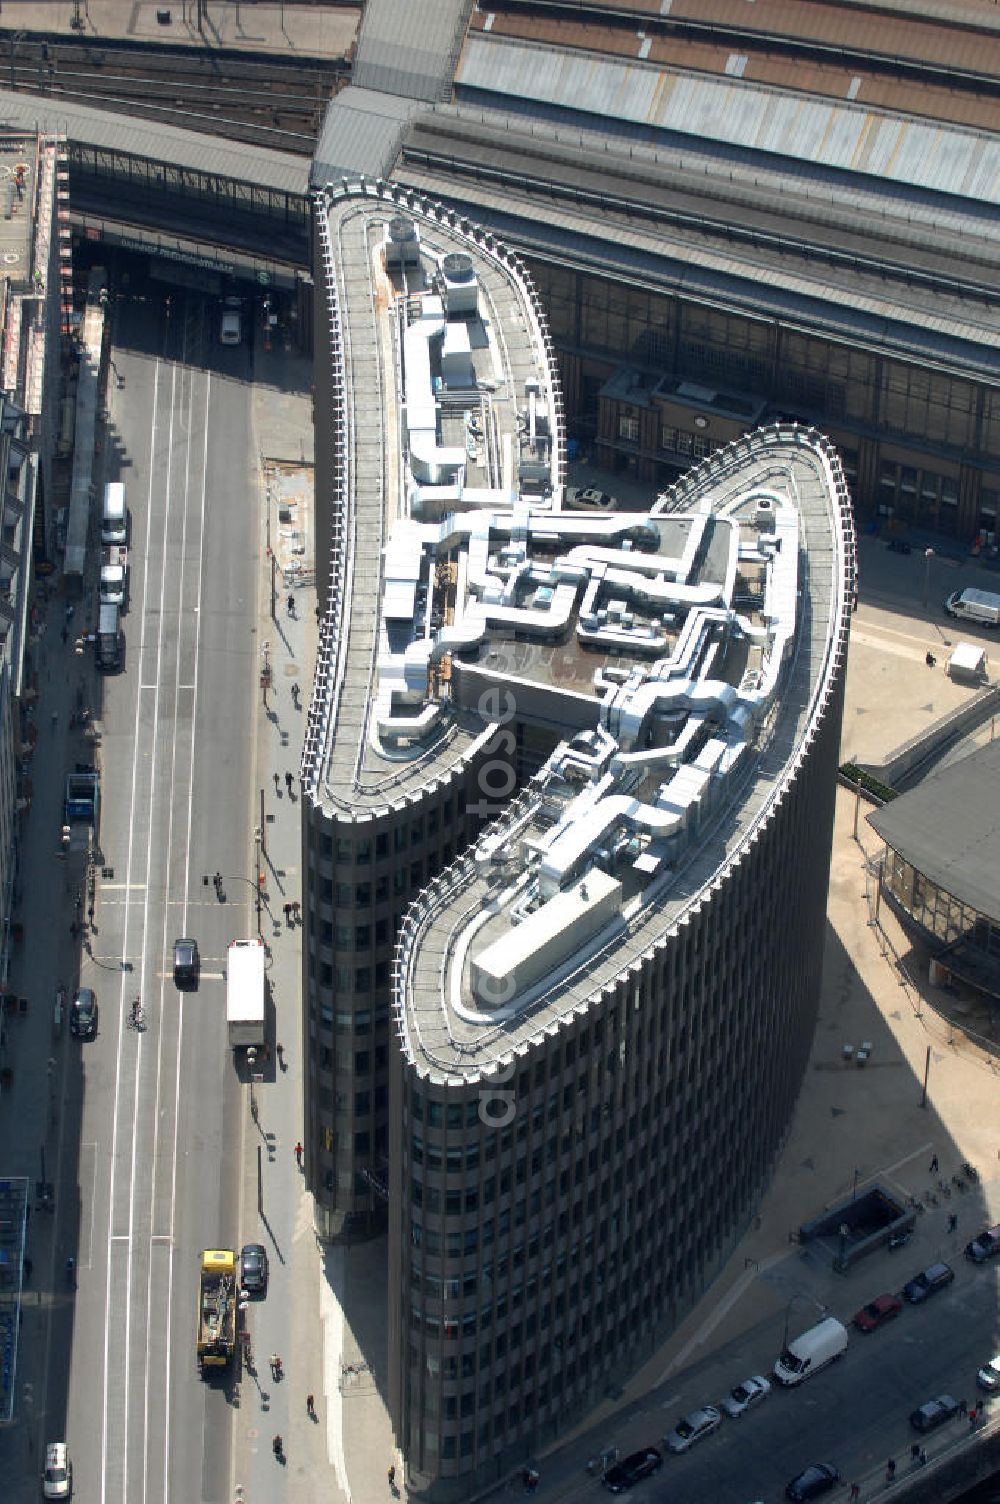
[302,177,567,815]
[392,423,856,1081]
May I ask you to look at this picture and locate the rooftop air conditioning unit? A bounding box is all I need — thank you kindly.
[385,216,421,268]
[441,252,478,317]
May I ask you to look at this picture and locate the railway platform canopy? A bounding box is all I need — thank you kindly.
[0,85,310,260]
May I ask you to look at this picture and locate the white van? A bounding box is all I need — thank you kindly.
[219,297,242,346]
[773,1316,848,1386]
[101,481,127,546]
[944,587,1000,628]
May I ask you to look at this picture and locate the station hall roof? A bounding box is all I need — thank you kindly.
[868,740,1000,924]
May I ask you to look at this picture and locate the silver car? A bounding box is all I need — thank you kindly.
[42,1442,72,1499]
[720,1375,771,1418]
[664,1405,722,1454]
[977,1355,1000,1392]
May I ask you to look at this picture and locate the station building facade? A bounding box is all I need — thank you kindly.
[532,262,1000,545]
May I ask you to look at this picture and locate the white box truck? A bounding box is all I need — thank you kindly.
[225,938,265,1049]
[944,588,1000,627]
[947,642,987,683]
[100,545,129,609]
[773,1317,848,1386]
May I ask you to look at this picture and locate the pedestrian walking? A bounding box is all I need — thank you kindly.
[969,1407,978,1427]
[929,1154,939,1173]
[388,1463,396,1487]
[947,1212,958,1232]
[886,1458,896,1482]
[849,1485,860,1502]
[287,593,296,618]
[273,771,280,793]
[306,1393,315,1417]
[291,900,301,923]
[283,902,292,926]
[285,771,294,794]
[959,1397,968,1415]
[294,1141,303,1167]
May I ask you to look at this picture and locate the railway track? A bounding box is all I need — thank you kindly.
[0,33,347,153]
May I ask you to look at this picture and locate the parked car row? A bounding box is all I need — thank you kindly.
[600,1248,998,1497]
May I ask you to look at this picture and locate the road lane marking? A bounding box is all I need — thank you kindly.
[165,348,212,1504]
[102,348,165,1504]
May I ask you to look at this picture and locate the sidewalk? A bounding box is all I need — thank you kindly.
[0,579,102,1497]
[0,1,359,60]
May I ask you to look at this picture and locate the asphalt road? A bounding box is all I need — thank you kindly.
[60,281,259,1504]
[554,1257,998,1503]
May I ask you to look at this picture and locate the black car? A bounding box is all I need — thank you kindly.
[902,1261,955,1303]
[910,1394,960,1432]
[602,1448,662,1493]
[173,937,199,989]
[785,1463,841,1501]
[240,1243,269,1294]
[886,538,912,554]
[964,1224,1000,1263]
[70,987,97,1039]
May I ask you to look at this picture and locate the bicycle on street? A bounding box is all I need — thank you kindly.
[126,997,146,1032]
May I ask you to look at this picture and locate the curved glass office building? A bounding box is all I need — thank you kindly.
[303,182,856,1496]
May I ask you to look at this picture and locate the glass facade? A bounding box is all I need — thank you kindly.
[529,259,1000,539]
[883,848,1000,953]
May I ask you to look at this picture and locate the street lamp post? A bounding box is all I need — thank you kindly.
[253,827,263,934]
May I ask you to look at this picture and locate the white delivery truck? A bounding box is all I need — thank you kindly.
[944,588,1000,627]
[225,938,265,1049]
[773,1317,848,1386]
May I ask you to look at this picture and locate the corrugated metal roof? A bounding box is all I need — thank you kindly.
[353,0,472,101]
[429,97,997,253]
[469,8,1000,133]
[868,739,1000,924]
[312,86,417,185]
[455,33,1000,205]
[395,155,1000,379]
[0,85,308,196]
[668,0,1000,68]
[513,0,1000,63]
